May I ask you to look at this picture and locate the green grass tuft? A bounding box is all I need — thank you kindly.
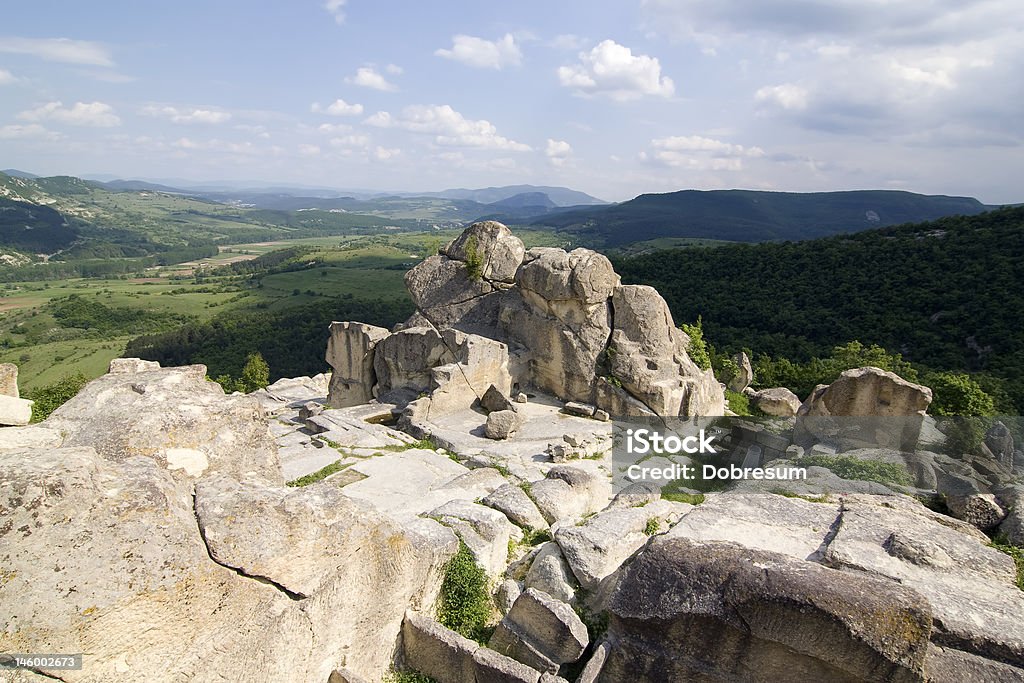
[437,541,493,643]
[285,460,348,487]
[990,540,1024,591]
[644,518,661,535]
[799,455,912,487]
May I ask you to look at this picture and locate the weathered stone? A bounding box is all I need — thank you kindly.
[604,536,933,682]
[0,394,33,426]
[428,500,517,575]
[486,409,523,440]
[563,401,596,417]
[996,485,1024,546]
[945,492,1006,530]
[442,220,526,284]
[728,351,753,393]
[925,644,1024,683]
[108,357,161,373]
[0,425,62,453]
[44,362,281,485]
[576,640,611,683]
[524,542,577,603]
[489,588,589,672]
[483,484,550,531]
[0,362,19,397]
[749,386,802,417]
[325,322,390,408]
[374,326,454,399]
[0,445,456,682]
[428,329,512,419]
[481,383,516,413]
[555,500,686,591]
[328,668,371,683]
[528,466,612,525]
[496,579,523,615]
[298,401,323,420]
[472,646,542,683]
[401,611,479,683]
[404,254,502,333]
[593,408,610,422]
[515,392,528,404]
[985,421,1016,470]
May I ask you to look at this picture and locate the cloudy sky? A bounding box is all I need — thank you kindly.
[1,1,1020,202]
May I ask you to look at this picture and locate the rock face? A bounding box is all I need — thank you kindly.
[0,362,19,397]
[45,361,280,484]
[748,386,801,417]
[326,322,390,408]
[328,221,724,420]
[0,361,457,682]
[603,536,933,682]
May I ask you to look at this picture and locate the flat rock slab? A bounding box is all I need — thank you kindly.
[342,450,495,522]
[0,425,63,453]
[665,492,841,561]
[489,588,589,673]
[307,407,415,450]
[484,483,550,531]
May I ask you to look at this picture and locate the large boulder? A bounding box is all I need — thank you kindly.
[326,321,390,408]
[728,351,753,393]
[748,386,802,417]
[604,285,723,416]
[441,220,526,283]
[426,329,512,419]
[0,394,33,426]
[374,326,454,399]
[796,367,933,450]
[0,445,456,682]
[603,536,933,682]
[44,360,280,485]
[488,588,589,672]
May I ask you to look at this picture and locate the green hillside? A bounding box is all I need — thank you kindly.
[534,189,990,245]
[614,206,1024,410]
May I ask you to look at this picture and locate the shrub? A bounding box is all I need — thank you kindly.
[464,235,483,281]
[924,372,995,417]
[679,317,712,371]
[989,539,1024,591]
[437,541,492,643]
[27,372,89,422]
[238,352,270,393]
[725,389,752,416]
[799,455,911,487]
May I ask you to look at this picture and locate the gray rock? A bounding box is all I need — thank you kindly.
[483,484,550,531]
[44,362,281,485]
[0,394,33,426]
[325,322,390,408]
[404,253,502,332]
[945,492,1006,530]
[428,329,512,419]
[925,644,1024,682]
[328,668,370,683]
[576,640,611,683]
[524,542,577,603]
[481,383,516,413]
[749,386,802,417]
[442,220,526,283]
[528,466,612,525]
[298,401,323,421]
[0,362,19,397]
[563,401,596,417]
[515,392,528,404]
[401,611,479,683]
[374,326,453,398]
[488,588,589,672]
[603,536,933,682]
[486,409,523,440]
[555,500,686,591]
[0,445,456,682]
[428,500,517,575]
[996,485,1024,546]
[496,578,523,615]
[593,408,610,422]
[0,425,63,453]
[985,421,1015,470]
[472,646,542,683]
[728,351,753,393]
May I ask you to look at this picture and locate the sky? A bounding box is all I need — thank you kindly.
[0,0,1021,203]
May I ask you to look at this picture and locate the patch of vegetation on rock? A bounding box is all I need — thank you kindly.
[437,540,493,643]
[799,455,912,487]
[27,372,88,422]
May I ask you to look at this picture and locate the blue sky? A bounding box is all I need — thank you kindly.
[0,0,1021,203]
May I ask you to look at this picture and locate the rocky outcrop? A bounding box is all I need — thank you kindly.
[747,386,801,417]
[728,351,753,392]
[330,221,724,420]
[603,536,933,682]
[45,360,280,484]
[326,321,390,408]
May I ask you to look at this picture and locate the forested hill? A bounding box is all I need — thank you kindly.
[533,189,989,245]
[614,206,1024,410]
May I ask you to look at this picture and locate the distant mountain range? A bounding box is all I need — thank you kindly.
[521,189,993,245]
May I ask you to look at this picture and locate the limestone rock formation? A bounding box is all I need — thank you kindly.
[328,221,724,422]
[326,321,390,408]
[0,362,19,397]
[747,386,802,417]
[728,351,753,392]
[488,588,589,672]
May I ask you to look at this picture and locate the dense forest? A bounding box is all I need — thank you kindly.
[124,297,413,382]
[615,206,1024,411]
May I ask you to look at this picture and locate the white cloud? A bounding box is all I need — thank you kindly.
[435,33,522,69]
[545,139,572,166]
[317,122,352,134]
[385,63,403,75]
[330,134,370,148]
[0,123,61,140]
[365,104,530,151]
[374,146,400,160]
[643,135,765,170]
[298,144,321,157]
[346,67,397,92]
[0,68,16,85]
[311,98,364,116]
[173,137,258,155]
[141,105,232,124]
[19,101,120,127]
[324,0,346,25]
[0,37,114,66]
[755,83,809,110]
[558,40,674,100]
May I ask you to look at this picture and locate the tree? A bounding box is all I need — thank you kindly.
[237,352,270,393]
[924,372,995,417]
